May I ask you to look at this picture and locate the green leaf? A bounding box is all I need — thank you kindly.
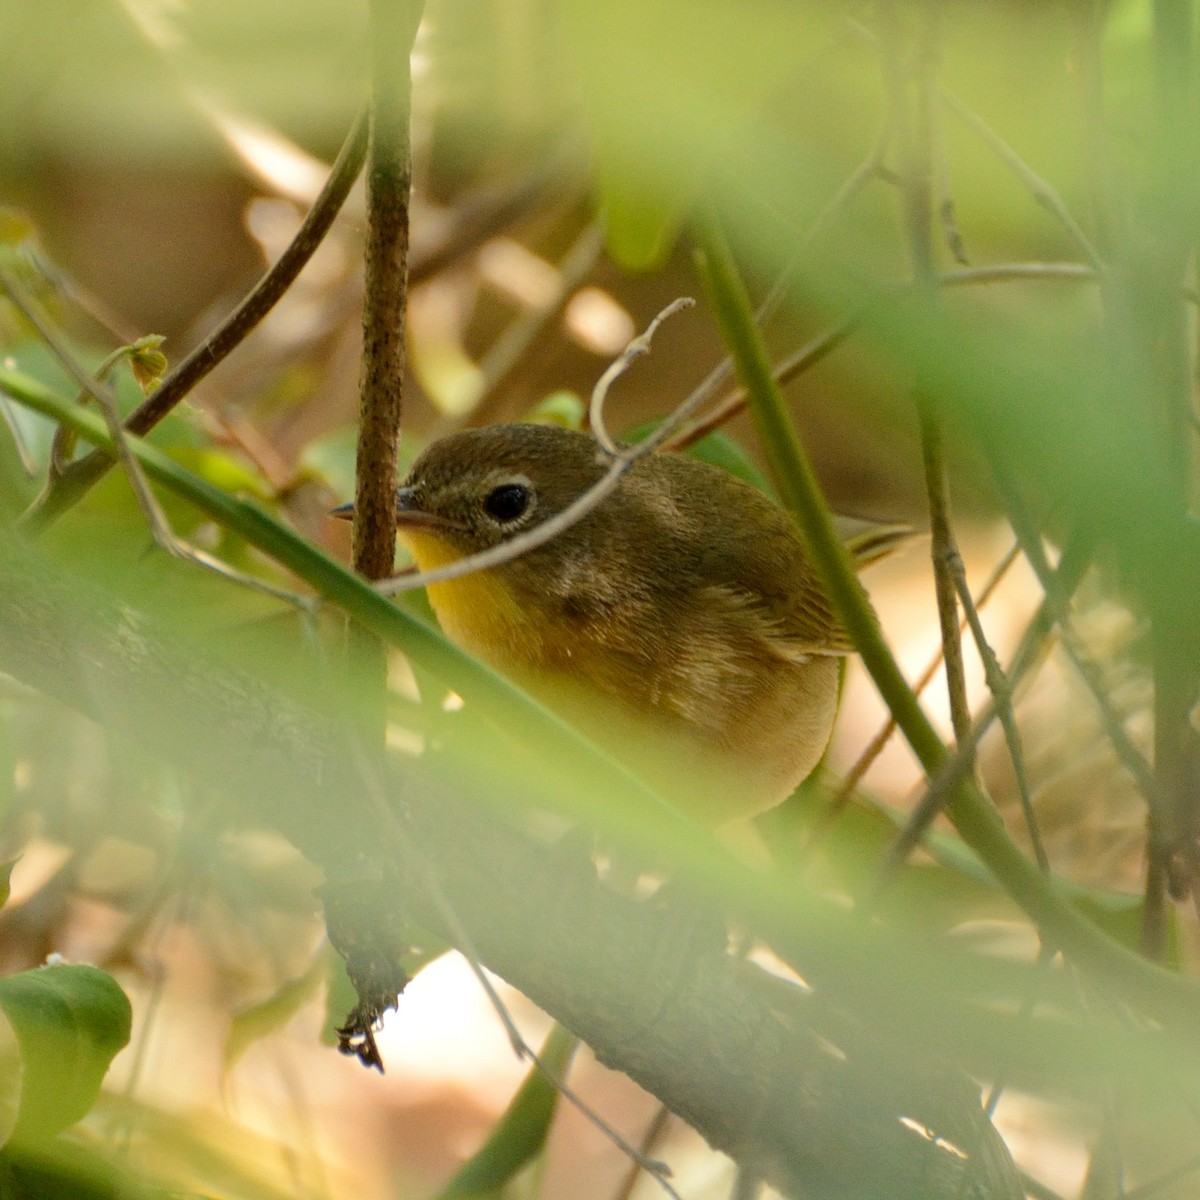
[300,424,425,504]
[598,174,682,272]
[0,964,132,1148]
[0,705,16,840]
[785,784,1175,957]
[556,0,829,244]
[0,1134,163,1199]
[0,1005,20,1151]
[524,391,585,430]
[435,1023,578,1199]
[298,424,361,503]
[225,951,329,1071]
[169,446,273,501]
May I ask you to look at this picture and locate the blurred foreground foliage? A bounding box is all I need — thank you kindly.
[1,1,1200,1199]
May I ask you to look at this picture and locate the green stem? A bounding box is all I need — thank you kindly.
[0,364,676,835]
[694,210,944,767]
[692,211,1200,1031]
[8,362,1200,1036]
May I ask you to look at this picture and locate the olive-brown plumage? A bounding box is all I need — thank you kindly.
[388,423,868,823]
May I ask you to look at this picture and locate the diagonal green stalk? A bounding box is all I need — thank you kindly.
[692,210,941,765]
[691,208,1200,1021]
[8,360,1200,1037]
[0,363,678,834]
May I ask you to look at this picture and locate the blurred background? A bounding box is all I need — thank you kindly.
[0,0,1194,1197]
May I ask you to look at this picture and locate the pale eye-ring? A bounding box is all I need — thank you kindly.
[483,482,532,523]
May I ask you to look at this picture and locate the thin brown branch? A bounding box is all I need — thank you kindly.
[816,539,1021,839]
[353,2,421,581]
[939,263,1095,287]
[21,105,370,534]
[930,97,967,265]
[871,534,1094,896]
[878,0,973,752]
[919,402,973,745]
[667,263,1097,451]
[941,90,1104,270]
[612,1105,674,1200]
[1000,479,1157,804]
[664,320,853,451]
[948,551,1048,871]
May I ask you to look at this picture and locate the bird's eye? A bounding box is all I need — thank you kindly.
[483,482,532,523]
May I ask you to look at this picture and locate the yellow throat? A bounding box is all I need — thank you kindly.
[399,528,542,665]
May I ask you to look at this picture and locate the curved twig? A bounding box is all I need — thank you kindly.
[21,104,370,533]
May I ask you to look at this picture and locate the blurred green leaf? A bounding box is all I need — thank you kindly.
[0,964,131,1149]
[0,703,14,834]
[301,424,425,505]
[598,174,682,272]
[0,1136,163,1200]
[791,786,1174,958]
[0,1006,19,1151]
[225,950,329,1071]
[553,0,844,264]
[0,0,364,169]
[299,424,361,503]
[525,391,585,430]
[1075,890,1179,969]
[169,446,273,501]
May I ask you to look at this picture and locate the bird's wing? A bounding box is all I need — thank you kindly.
[697,582,855,661]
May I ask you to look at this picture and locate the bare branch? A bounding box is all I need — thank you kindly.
[588,296,694,454]
[21,103,370,533]
[354,2,421,581]
[948,551,1048,872]
[814,539,1021,842]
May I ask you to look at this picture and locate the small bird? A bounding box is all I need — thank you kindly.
[339,423,898,825]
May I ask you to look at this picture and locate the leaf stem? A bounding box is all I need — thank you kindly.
[690,210,1200,1031]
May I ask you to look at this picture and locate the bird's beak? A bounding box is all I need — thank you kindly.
[329,487,456,530]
